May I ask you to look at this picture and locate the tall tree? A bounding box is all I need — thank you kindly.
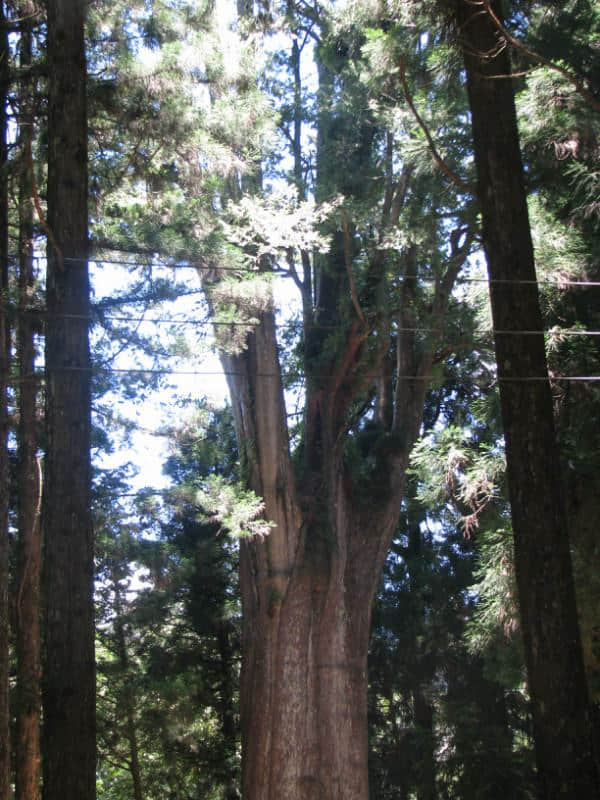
[450,0,599,795]
[43,0,95,798]
[206,8,475,796]
[15,7,42,797]
[0,1,11,797]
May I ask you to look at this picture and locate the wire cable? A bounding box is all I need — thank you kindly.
[26,253,600,287]
[4,306,600,337]
[8,365,600,383]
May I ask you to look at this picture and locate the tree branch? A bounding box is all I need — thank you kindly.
[341,209,366,327]
[474,0,600,113]
[398,58,475,195]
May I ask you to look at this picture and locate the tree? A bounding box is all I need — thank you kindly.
[92,404,243,800]
[204,7,476,796]
[42,1,95,797]
[513,1,600,709]
[0,2,11,797]
[15,7,43,798]
[449,0,599,795]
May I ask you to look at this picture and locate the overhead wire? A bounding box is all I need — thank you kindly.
[4,305,600,337]
[4,255,598,383]
[27,253,600,287]
[6,365,600,383]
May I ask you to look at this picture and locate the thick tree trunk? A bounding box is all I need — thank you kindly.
[213,16,471,794]
[455,1,600,796]
[15,19,42,799]
[0,3,12,797]
[221,311,427,799]
[223,323,372,799]
[43,2,95,799]
[237,509,382,800]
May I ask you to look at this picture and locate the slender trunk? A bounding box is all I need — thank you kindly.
[0,1,12,796]
[112,581,143,800]
[455,1,599,796]
[15,17,42,799]
[216,623,240,800]
[407,513,436,800]
[412,688,436,800]
[43,1,95,798]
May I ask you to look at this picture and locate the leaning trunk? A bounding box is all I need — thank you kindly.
[43,1,95,798]
[455,1,599,795]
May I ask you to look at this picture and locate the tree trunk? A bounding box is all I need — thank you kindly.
[210,14,473,795]
[0,3,12,797]
[43,1,95,799]
[216,623,240,800]
[15,17,42,798]
[111,579,143,800]
[221,311,428,799]
[236,503,386,800]
[407,510,436,800]
[412,688,436,800]
[454,1,600,796]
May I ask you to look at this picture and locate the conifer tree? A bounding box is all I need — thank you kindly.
[0,2,11,797]
[43,1,95,798]
[15,7,43,798]
[449,0,599,795]
[204,6,476,795]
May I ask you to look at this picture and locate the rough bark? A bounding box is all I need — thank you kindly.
[455,1,600,796]
[43,1,95,799]
[207,15,474,795]
[0,3,11,797]
[217,210,466,800]
[220,304,434,800]
[15,16,42,798]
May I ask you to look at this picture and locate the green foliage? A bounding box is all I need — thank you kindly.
[465,527,525,687]
[95,403,242,798]
[182,474,277,539]
[80,0,600,795]
[411,425,506,536]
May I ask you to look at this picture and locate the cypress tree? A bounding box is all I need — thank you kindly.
[43,1,95,797]
[451,1,599,795]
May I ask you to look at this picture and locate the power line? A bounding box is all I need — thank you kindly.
[8,365,600,383]
[29,254,600,287]
[5,306,600,337]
